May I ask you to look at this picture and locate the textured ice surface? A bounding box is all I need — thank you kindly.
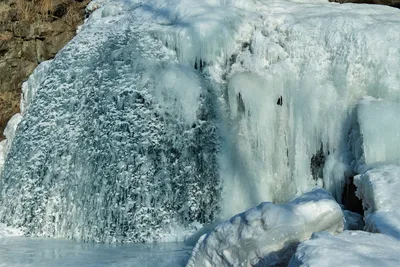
[20,60,53,115]
[289,231,400,267]
[1,0,400,243]
[187,189,344,267]
[354,165,400,239]
[0,0,220,242]
[0,237,192,267]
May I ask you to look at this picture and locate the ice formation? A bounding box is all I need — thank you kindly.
[186,189,344,267]
[348,98,400,173]
[289,231,400,267]
[0,0,400,243]
[354,165,400,239]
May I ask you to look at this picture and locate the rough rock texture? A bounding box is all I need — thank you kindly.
[330,0,400,8]
[0,0,89,139]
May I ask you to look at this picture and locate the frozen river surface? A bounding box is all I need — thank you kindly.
[0,237,192,267]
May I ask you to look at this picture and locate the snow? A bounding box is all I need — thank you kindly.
[187,189,344,267]
[1,0,400,243]
[354,165,400,239]
[289,231,400,267]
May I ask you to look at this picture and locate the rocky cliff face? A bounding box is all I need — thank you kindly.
[0,0,89,139]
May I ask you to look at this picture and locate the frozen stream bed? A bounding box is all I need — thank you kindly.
[0,237,192,267]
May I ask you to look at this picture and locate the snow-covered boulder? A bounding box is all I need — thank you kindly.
[354,165,400,239]
[186,189,344,267]
[289,231,400,267]
[348,98,400,173]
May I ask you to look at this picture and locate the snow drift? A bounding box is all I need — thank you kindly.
[186,189,344,267]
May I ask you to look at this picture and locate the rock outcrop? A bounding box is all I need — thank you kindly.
[0,0,89,139]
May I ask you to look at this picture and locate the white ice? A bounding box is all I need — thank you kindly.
[289,231,400,267]
[354,165,400,239]
[186,189,343,267]
[80,0,400,215]
[349,98,400,173]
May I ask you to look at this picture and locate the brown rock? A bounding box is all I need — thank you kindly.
[21,39,37,62]
[0,0,90,140]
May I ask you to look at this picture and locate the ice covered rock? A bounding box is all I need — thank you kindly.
[186,189,344,267]
[354,165,400,239]
[289,231,400,267]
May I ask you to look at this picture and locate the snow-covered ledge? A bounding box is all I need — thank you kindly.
[187,189,344,267]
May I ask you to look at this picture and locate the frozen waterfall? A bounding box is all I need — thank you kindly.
[1,0,400,243]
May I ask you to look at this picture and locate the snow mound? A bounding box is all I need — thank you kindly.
[354,165,400,239]
[186,189,343,267]
[289,231,400,267]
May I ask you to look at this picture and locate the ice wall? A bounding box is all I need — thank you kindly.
[0,2,220,242]
[348,98,400,172]
[216,0,400,215]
